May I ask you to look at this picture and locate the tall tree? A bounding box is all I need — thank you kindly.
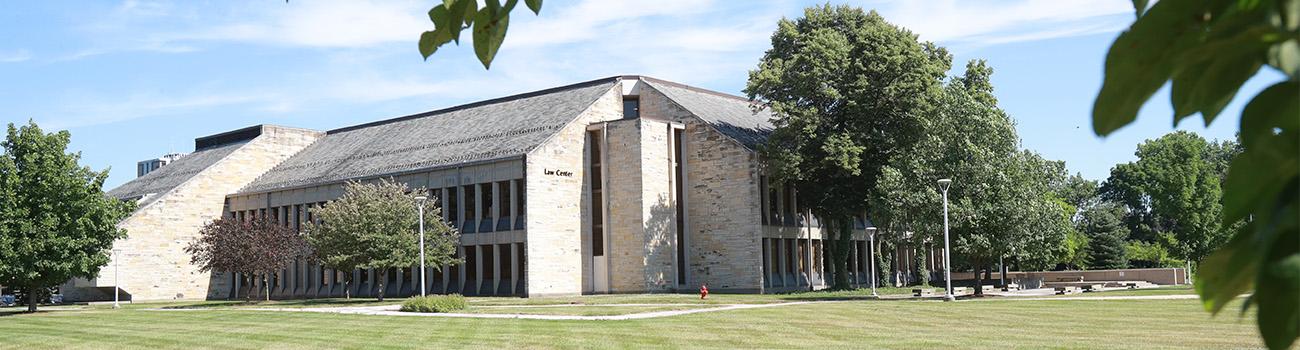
[1081,204,1130,270]
[745,5,950,290]
[0,121,133,312]
[304,179,460,301]
[1100,131,1232,263]
[1092,1,1297,347]
[185,217,311,301]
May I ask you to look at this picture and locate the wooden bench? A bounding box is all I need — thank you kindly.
[1125,282,1140,289]
[1081,284,1104,292]
[1054,286,1079,295]
[913,288,934,297]
[952,287,969,295]
[1001,283,1021,291]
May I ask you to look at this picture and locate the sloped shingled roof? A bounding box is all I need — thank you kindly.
[643,78,774,149]
[238,78,619,194]
[107,141,248,205]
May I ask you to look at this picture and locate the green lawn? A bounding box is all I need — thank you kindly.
[0,294,1260,349]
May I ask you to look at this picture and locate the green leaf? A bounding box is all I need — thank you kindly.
[1267,40,1300,79]
[418,30,453,60]
[447,0,476,43]
[1195,227,1259,315]
[1256,251,1300,350]
[1092,0,1205,136]
[1239,81,1299,151]
[525,0,542,14]
[472,6,510,69]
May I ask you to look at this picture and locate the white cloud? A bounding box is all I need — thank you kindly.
[0,49,32,63]
[172,1,428,48]
[867,0,1134,47]
[42,92,272,130]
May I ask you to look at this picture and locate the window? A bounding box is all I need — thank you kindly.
[480,183,493,232]
[623,97,640,119]
[446,187,459,228]
[589,130,605,256]
[463,185,477,233]
[497,181,511,231]
[672,127,686,285]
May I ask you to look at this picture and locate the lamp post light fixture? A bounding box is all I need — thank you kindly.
[112,249,121,309]
[937,178,954,302]
[866,227,878,297]
[415,195,428,297]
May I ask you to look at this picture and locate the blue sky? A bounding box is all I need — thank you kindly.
[1,0,1283,189]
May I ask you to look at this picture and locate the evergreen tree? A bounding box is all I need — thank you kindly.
[1081,204,1129,270]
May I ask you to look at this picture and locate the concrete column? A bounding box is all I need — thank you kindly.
[760,177,770,225]
[848,242,857,287]
[457,187,466,231]
[474,245,485,295]
[510,243,519,295]
[489,182,499,232]
[777,239,788,287]
[457,246,467,294]
[508,180,518,230]
[491,244,502,295]
[475,184,485,232]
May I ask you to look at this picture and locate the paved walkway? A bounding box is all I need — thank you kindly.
[186,301,820,321]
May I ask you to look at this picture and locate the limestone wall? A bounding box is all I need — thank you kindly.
[65,126,322,301]
[604,118,676,293]
[639,85,765,292]
[524,85,623,297]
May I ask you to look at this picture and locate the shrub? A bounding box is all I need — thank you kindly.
[400,294,467,313]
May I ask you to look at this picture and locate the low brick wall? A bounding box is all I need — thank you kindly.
[950,268,1188,286]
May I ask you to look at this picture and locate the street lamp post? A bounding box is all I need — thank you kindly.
[938,178,954,302]
[112,249,121,309]
[866,227,878,297]
[415,195,428,297]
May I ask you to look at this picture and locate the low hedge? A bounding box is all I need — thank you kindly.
[400,294,467,313]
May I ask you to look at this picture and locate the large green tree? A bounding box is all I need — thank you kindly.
[746,5,950,290]
[1093,1,1298,347]
[0,121,133,312]
[1099,131,1234,263]
[303,179,460,301]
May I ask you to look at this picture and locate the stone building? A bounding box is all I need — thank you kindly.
[63,76,882,301]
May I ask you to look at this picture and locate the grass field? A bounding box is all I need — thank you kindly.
[0,286,1259,349]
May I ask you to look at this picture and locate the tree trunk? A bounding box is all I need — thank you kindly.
[344,274,352,300]
[242,274,255,302]
[830,219,853,290]
[974,264,985,296]
[376,269,387,302]
[26,284,39,312]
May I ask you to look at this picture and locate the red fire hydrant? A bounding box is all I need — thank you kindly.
[700,284,709,299]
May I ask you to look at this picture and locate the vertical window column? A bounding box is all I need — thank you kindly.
[671,126,686,285]
[479,183,493,233]
[497,181,511,231]
[514,179,526,230]
[588,129,605,257]
[463,185,477,233]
